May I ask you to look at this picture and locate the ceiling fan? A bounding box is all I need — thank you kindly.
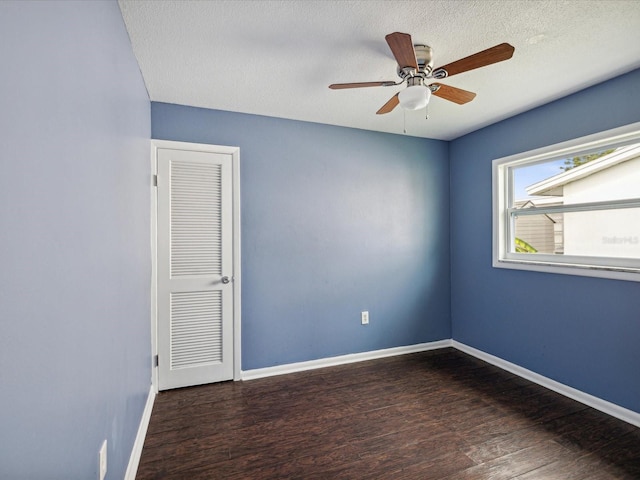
[329,32,514,115]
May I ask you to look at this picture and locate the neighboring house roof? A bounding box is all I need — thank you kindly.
[526,144,640,196]
[514,199,560,224]
[514,198,563,208]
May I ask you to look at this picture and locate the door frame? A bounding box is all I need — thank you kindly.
[150,139,242,392]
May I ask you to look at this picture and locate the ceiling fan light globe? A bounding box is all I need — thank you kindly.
[398,85,431,110]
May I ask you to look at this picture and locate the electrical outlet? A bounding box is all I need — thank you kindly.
[361,311,369,325]
[98,439,107,480]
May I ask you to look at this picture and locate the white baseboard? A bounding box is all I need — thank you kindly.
[452,340,640,428]
[240,340,453,381]
[124,385,156,480]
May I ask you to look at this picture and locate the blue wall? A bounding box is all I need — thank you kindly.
[450,68,640,413]
[152,104,451,369]
[0,1,151,478]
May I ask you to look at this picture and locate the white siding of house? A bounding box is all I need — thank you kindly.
[563,157,640,258]
[515,214,557,253]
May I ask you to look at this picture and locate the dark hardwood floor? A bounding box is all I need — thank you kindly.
[136,348,640,479]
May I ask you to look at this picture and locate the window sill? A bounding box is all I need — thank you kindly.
[493,258,640,282]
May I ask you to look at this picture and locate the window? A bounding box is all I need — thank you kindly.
[493,122,640,282]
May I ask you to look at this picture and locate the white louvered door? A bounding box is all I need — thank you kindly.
[157,147,234,390]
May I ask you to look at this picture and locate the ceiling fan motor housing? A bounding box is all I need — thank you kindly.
[415,45,434,74]
[406,76,425,88]
[397,44,434,79]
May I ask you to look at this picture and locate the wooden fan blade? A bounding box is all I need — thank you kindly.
[433,43,514,78]
[385,32,418,70]
[431,83,476,105]
[329,81,397,89]
[376,93,400,115]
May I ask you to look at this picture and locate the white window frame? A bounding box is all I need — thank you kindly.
[492,122,640,282]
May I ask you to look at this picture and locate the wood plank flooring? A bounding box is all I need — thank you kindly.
[136,348,640,479]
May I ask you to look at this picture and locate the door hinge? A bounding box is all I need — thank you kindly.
[154,354,159,367]
[153,175,158,187]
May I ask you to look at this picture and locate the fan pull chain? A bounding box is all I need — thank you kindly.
[425,104,430,120]
[403,109,407,134]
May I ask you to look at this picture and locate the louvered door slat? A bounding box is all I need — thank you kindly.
[170,290,222,369]
[170,160,222,278]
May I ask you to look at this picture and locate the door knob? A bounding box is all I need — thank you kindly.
[221,276,231,284]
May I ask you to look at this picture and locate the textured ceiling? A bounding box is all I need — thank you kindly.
[119,0,640,140]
